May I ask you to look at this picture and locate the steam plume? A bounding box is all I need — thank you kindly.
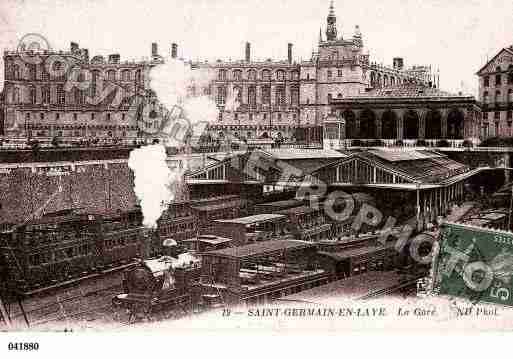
[129,55,219,227]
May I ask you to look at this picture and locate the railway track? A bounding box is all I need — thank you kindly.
[358,278,419,300]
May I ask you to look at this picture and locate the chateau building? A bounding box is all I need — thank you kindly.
[476,46,513,138]
[325,84,481,149]
[194,1,434,143]
[1,41,161,140]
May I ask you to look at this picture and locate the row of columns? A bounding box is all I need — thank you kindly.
[338,107,478,140]
[417,181,466,229]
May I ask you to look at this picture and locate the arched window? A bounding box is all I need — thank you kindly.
[216,86,226,104]
[496,66,502,86]
[248,69,256,81]
[13,87,20,103]
[425,110,442,139]
[233,70,242,81]
[233,86,242,104]
[276,70,285,81]
[74,87,84,104]
[262,85,270,104]
[509,89,513,103]
[248,86,256,108]
[28,64,36,80]
[447,109,464,139]
[42,85,50,104]
[57,84,65,105]
[275,86,285,105]
[383,75,388,87]
[90,70,100,97]
[381,110,397,139]
[290,86,299,106]
[107,70,116,81]
[262,69,271,81]
[218,69,227,81]
[483,91,489,104]
[29,85,36,104]
[135,69,142,83]
[495,90,501,103]
[290,70,299,81]
[484,76,490,87]
[403,110,419,139]
[13,64,20,80]
[121,70,131,81]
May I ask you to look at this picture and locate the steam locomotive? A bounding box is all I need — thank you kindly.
[112,244,202,322]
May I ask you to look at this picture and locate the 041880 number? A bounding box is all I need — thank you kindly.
[8,342,39,351]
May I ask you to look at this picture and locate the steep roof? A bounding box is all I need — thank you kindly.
[476,47,513,75]
[355,150,469,183]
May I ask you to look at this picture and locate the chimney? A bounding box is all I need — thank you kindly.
[151,42,158,57]
[82,48,89,63]
[70,42,79,52]
[288,43,293,64]
[171,43,178,59]
[108,54,120,64]
[393,57,404,70]
[245,42,251,62]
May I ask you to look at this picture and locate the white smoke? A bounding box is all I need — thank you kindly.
[225,86,241,112]
[129,56,219,227]
[128,144,177,228]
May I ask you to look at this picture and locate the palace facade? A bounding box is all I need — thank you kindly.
[193,1,434,143]
[1,41,164,140]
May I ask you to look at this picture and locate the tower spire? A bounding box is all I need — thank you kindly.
[326,0,338,41]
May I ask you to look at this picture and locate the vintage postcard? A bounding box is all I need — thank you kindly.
[0,0,513,352]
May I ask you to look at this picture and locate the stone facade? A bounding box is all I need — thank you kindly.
[193,1,433,143]
[477,46,513,138]
[328,84,481,147]
[2,41,155,140]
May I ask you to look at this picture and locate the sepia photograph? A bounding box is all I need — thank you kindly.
[0,0,513,353]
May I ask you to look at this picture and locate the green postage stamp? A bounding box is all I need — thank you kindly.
[434,222,513,306]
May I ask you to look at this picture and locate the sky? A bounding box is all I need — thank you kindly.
[0,0,512,96]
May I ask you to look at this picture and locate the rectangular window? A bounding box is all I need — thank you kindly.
[262,86,271,104]
[338,69,343,77]
[57,85,65,104]
[327,70,332,78]
[495,111,500,120]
